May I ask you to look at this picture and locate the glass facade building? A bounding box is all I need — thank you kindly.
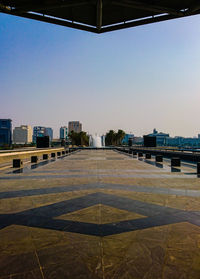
[0,119,12,146]
[60,126,68,140]
[33,126,53,143]
[45,128,53,142]
[33,127,46,143]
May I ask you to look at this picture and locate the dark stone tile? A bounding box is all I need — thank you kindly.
[42,259,101,279]
[0,252,39,276]
[38,244,77,267]
[1,183,200,201]
[10,269,43,279]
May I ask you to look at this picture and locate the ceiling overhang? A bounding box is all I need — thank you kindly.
[0,0,200,33]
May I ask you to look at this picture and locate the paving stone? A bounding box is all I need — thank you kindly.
[0,149,200,278]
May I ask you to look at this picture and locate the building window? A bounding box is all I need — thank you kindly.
[1,121,7,127]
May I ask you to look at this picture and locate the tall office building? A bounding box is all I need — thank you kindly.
[33,126,53,143]
[60,126,68,140]
[33,126,46,143]
[45,128,53,141]
[0,119,12,146]
[68,121,82,134]
[13,125,32,144]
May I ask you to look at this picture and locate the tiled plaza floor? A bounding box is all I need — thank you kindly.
[0,150,200,278]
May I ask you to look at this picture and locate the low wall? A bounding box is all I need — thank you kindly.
[117,147,200,163]
[0,148,65,164]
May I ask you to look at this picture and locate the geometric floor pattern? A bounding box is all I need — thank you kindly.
[1,191,200,236]
[0,149,200,278]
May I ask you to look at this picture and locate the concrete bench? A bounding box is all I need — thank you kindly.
[13,159,23,168]
[156,155,163,162]
[171,158,181,167]
[31,156,38,163]
[43,154,49,160]
[145,153,151,159]
[197,162,200,174]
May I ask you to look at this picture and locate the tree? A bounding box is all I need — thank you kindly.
[68,131,89,146]
[105,129,125,146]
[80,131,89,146]
[105,130,116,146]
[116,129,126,145]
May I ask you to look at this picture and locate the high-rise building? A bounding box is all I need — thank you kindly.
[45,128,53,141]
[68,121,82,134]
[33,126,46,143]
[0,119,12,146]
[13,125,32,144]
[60,126,68,140]
[33,126,53,143]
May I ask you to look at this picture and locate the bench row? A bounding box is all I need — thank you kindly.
[118,149,200,174]
[12,150,72,168]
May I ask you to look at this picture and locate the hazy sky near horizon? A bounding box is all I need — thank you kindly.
[0,13,200,138]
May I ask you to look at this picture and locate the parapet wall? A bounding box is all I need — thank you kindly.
[0,148,65,164]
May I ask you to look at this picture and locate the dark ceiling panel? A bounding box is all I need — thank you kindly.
[0,0,199,33]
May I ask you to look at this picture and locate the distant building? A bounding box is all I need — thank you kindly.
[0,119,12,146]
[165,137,200,147]
[132,136,143,145]
[143,135,157,147]
[60,126,68,140]
[33,126,45,143]
[68,121,82,134]
[13,125,32,144]
[45,128,53,141]
[33,126,53,143]
[147,129,169,146]
[122,134,134,145]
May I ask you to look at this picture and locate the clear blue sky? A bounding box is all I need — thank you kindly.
[0,13,200,138]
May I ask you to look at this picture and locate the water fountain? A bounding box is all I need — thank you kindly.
[89,135,105,148]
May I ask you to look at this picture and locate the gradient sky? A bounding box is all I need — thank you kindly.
[0,13,200,138]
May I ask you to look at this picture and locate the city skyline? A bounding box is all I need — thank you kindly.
[1,13,200,137]
[2,119,200,140]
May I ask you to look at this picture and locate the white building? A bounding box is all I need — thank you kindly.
[13,125,33,144]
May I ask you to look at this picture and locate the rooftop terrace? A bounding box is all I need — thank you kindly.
[0,149,200,278]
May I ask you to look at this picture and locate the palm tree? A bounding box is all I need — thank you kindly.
[105,130,116,146]
[116,129,126,145]
[105,129,125,146]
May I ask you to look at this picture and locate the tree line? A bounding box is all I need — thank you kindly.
[68,129,126,146]
[68,131,89,146]
[105,130,125,146]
